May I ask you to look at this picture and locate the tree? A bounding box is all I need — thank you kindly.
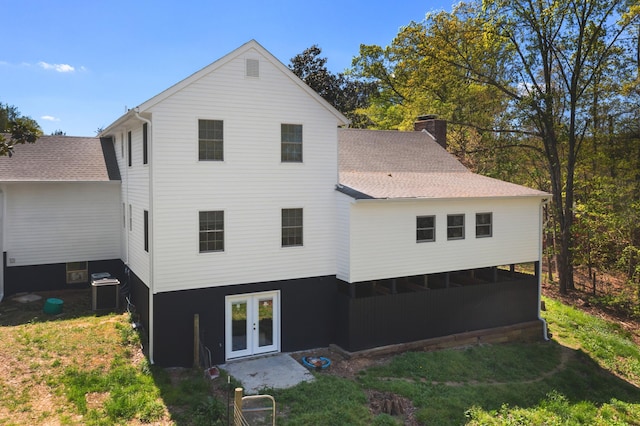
[51,129,66,136]
[289,46,376,127]
[0,102,42,156]
[351,6,515,171]
[403,0,639,294]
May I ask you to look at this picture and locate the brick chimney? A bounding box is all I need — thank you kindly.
[414,115,447,149]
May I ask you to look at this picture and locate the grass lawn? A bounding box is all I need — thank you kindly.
[1,289,640,425]
[0,290,223,425]
[273,294,640,425]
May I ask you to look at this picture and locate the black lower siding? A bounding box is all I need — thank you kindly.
[335,276,539,352]
[3,255,124,295]
[153,276,337,367]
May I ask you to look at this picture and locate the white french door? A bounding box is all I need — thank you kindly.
[225,291,280,360]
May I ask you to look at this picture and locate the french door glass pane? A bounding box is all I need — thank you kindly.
[258,297,274,347]
[231,301,247,351]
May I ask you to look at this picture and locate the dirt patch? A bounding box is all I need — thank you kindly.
[289,347,393,380]
[367,389,420,425]
[542,266,640,344]
[0,289,94,326]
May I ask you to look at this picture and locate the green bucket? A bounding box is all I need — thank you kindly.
[43,298,64,315]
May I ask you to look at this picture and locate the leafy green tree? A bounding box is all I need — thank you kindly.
[409,0,637,294]
[0,102,42,156]
[289,45,376,128]
[351,4,513,171]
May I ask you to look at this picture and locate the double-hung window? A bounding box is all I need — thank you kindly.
[476,213,492,238]
[282,208,303,247]
[447,214,465,240]
[416,216,435,242]
[198,119,223,161]
[281,124,302,162]
[199,211,224,252]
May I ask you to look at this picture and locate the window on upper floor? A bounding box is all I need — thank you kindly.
[127,131,132,167]
[143,123,148,165]
[476,212,492,238]
[144,210,149,252]
[198,119,223,161]
[416,215,436,242]
[199,211,224,252]
[447,214,465,240]
[281,124,302,163]
[282,208,303,247]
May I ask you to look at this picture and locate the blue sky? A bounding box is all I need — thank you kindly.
[1,0,455,136]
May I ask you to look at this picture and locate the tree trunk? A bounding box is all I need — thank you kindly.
[545,206,555,283]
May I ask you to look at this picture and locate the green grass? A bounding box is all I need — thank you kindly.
[0,290,218,425]
[3,289,640,425]
[543,296,640,385]
[269,295,640,425]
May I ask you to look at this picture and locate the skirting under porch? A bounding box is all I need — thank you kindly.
[334,266,541,352]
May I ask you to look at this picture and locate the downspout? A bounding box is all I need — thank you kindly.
[134,109,155,364]
[539,197,551,341]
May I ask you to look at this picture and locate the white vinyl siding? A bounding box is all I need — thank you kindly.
[147,48,339,293]
[335,192,352,280]
[116,123,150,285]
[4,182,121,266]
[338,197,543,283]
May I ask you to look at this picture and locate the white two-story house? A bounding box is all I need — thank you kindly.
[0,40,548,366]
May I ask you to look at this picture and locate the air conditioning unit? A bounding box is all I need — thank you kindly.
[67,270,88,284]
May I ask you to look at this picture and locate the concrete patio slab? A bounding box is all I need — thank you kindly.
[220,353,314,395]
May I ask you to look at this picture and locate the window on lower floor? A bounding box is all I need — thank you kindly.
[447,214,465,240]
[416,215,435,242]
[198,119,223,161]
[199,211,224,252]
[476,212,492,238]
[282,208,303,247]
[66,261,88,284]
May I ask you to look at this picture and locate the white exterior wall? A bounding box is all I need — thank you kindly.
[115,126,150,285]
[338,196,543,283]
[147,48,340,293]
[336,191,352,280]
[3,182,121,266]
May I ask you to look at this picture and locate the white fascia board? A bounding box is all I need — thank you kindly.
[134,40,349,126]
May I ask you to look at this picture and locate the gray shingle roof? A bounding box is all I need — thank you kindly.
[338,128,547,199]
[0,135,120,182]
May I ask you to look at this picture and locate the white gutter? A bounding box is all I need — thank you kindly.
[539,197,551,341]
[133,109,155,365]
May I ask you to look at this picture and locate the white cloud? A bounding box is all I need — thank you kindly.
[38,61,75,73]
[41,115,60,122]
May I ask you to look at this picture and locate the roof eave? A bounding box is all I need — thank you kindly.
[99,109,138,138]
[349,193,550,203]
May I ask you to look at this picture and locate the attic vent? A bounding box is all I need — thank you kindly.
[246,59,259,77]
